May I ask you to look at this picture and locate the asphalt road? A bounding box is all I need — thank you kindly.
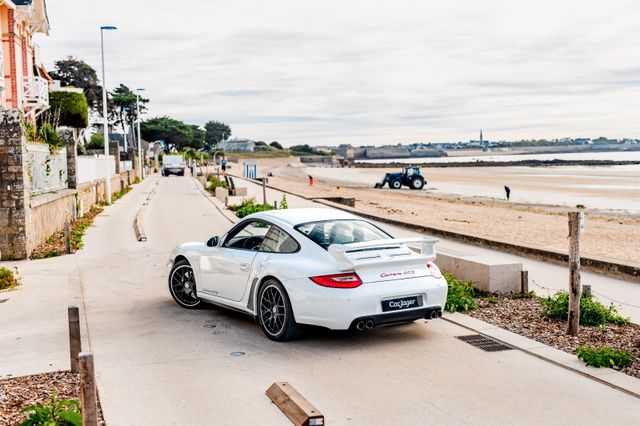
[2,175,638,425]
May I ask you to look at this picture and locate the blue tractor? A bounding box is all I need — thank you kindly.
[374,165,426,190]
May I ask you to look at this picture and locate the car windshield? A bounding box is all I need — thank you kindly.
[295,220,391,249]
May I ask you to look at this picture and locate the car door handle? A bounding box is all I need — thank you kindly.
[240,263,251,272]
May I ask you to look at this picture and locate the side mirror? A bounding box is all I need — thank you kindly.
[206,236,219,247]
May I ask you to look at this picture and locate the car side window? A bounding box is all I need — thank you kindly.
[260,226,300,253]
[223,220,272,251]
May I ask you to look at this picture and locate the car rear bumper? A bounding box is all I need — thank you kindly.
[349,307,442,329]
[285,275,448,330]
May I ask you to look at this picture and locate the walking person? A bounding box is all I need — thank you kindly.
[221,156,228,176]
[504,185,511,201]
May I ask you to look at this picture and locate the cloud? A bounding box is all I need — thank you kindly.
[37,0,640,145]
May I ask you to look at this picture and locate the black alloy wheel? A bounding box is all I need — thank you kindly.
[258,279,300,341]
[169,259,201,308]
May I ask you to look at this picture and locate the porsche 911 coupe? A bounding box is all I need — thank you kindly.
[168,208,447,341]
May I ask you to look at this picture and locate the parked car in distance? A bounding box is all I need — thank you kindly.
[168,208,447,341]
[162,155,186,176]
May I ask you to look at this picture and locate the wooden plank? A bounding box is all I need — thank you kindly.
[79,352,98,426]
[266,382,324,426]
[68,306,81,373]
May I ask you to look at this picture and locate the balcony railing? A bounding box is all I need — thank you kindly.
[22,76,49,110]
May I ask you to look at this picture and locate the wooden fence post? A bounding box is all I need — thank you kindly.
[520,270,529,294]
[68,306,81,373]
[567,211,581,335]
[79,352,98,426]
[262,178,267,206]
[64,220,72,254]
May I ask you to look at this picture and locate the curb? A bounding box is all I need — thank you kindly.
[191,177,238,224]
[442,313,640,399]
[133,178,159,242]
[230,174,640,283]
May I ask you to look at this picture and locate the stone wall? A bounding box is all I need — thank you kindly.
[0,110,29,259]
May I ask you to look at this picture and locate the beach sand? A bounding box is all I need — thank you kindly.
[257,162,640,264]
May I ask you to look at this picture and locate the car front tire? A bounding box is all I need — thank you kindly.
[168,259,201,309]
[257,279,301,341]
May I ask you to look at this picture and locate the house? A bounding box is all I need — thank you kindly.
[0,0,51,117]
[219,138,256,152]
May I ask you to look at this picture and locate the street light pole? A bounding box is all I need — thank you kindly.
[100,25,117,204]
[136,88,145,179]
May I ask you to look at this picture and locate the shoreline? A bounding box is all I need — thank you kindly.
[354,159,640,168]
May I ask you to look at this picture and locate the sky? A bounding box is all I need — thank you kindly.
[38,0,640,146]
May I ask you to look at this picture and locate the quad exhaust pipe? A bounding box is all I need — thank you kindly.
[356,320,366,331]
[429,309,443,319]
[365,319,375,330]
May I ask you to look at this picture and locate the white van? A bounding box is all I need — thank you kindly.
[162,155,186,176]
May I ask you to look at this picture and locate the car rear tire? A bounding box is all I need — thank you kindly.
[390,179,402,189]
[257,279,301,341]
[410,177,425,190]
[168,259,201,309]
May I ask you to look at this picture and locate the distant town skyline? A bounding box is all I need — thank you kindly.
[39,0,640,146]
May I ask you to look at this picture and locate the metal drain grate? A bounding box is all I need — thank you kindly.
[456,335,513,352]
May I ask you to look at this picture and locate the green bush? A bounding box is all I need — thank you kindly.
[38,123,65,154]
[444,272,476,312]
[0,266,20,290]
[540,291,629,326]
[576,345,633,369]
[86,133,104,150]
[228,198,275,218]
[19,390,82,426]
[207,175,226,190]
[49,91,89,129]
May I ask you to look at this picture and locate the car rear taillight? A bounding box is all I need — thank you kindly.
[310,273,363,288]
[427,262,443,279]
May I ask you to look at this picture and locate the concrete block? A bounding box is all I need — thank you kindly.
[234,187,248,196]
[436,252,522,294]
[225,195,247,207]
[215,187,228,202]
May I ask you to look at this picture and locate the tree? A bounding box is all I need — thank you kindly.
[204,120,232,150]
[289,144,315,154]
[270,141,283,150]
[110,84,149,149]
[141,116,202,152]
[48,91,89,129]
[49,57,103,112]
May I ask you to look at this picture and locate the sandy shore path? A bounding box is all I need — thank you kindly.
[262,165,640,264]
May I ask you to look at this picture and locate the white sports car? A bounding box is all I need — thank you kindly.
[168,208,448,341]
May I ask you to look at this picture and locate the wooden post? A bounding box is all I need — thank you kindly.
[262,178,267,206]
[266,382,324,426]
[68,306,81,373]
[520,270,529,294]
[64,220,72,254]
[567,211,581,335]
[79,352,98,426]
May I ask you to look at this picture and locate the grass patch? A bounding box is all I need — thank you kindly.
[112,186,131,201]
[206,175,227,191]
[576,345,633,369]
[0,266,20,290]
[444,272,477,313]
[31,206,103,259]
[228,197,275,218]
[540,291,629,326]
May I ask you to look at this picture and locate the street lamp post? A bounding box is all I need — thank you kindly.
[100,25,117,204]
[136,88,145,179]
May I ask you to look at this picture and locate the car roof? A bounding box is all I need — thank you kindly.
[251,208,358,226]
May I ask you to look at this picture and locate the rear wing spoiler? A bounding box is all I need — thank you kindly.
[328,237,439,271]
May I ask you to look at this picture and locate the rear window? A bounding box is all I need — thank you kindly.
[295,220,391,249]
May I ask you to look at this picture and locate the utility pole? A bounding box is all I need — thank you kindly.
[100,25,117,204]
[136,88,145,179]
[567,211,582,335]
